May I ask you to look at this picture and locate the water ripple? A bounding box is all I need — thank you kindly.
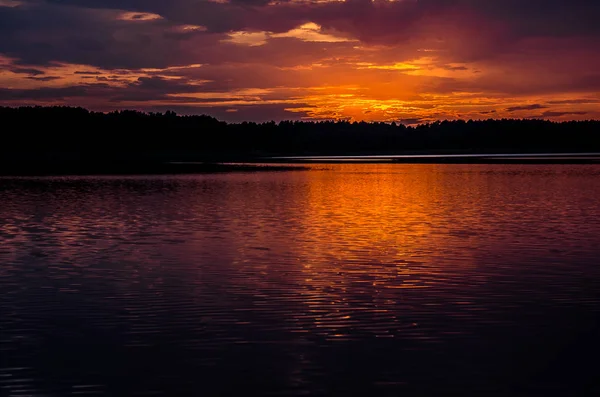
[1,165,599,396]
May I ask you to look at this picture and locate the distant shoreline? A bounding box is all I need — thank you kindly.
[264,152,600,164]
[1,154,600,177]
[0,162,308,177]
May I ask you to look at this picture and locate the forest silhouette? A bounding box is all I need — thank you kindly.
[1,106,599,174]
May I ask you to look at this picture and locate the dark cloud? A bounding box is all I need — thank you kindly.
[130,76,195,92]
[540,111,588,118]
[74,70,103,75]
[427,67,600,97]
[0,86,90,100]
[0,74,283,108]
[547,99,600,105]
[0,1,360,71]
[0,3,210,69]
[0,75,196,102]
[3,0,600,70]
[43,0,600,39]
[27,76,62,81]
[399,118,425,126]
[443,65,468,71]
[8,67,46,75]
[109,76,203,101]
[506,104,548,112]
[32,0,600,48]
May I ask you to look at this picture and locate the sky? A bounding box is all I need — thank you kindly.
[1,0,599,123]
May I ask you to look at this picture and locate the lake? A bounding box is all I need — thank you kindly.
[1,164,599,396]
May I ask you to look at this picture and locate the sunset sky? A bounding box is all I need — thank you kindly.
[1,0,599,123]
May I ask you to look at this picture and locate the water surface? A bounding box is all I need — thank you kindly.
[1,165,599,396]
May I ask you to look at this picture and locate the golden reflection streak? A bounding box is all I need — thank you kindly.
[282,165,484,336]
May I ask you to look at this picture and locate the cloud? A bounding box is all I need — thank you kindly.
[506,104,548,112]
[272,22,353,43]
[399,118,424,126]
[547,99,600,105]
[9,66,45,75]
[223,31,269,46]
[39,0,600,50]
[0,0,23,7]
[4,1,599,69]
[442,65,469,71]
[74,70,102,75]
[540,111,588,118]
[27,75,61,81]
[117,12,163,21]
[0,3,214,69]
[0,85,91,100]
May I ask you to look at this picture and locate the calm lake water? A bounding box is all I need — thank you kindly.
[1,165,600,396]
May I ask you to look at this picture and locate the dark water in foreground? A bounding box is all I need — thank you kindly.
[1,165,600,396]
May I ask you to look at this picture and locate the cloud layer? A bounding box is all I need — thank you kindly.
[1,0,599,121]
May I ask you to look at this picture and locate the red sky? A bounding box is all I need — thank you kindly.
[1,0,599,123]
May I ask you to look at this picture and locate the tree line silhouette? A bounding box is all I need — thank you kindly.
[1,106,599,173]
